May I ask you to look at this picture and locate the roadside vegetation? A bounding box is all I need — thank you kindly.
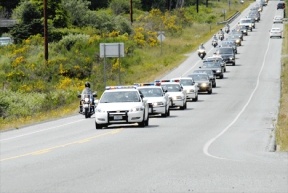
[1,0,249,130]
[276,17,288,151]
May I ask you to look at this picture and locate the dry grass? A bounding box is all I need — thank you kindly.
[276,23,288,151]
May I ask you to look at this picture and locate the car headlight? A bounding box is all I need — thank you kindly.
[153,102,164,106]
[176,96,183,100]
[236,39,240,43]
[96,108,106,113]
[216,69,221,73]
[230,57,234,60]
[130,106,144,112]
[201,83,207,87]
[189,89,195,92]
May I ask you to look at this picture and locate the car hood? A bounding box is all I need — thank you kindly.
[97,102,144,110]
[143,97,165,103]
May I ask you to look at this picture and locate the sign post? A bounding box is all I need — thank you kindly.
[100,43,125,87]
[157,31,165,55]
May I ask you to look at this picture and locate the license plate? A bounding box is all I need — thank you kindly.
[114,115,122,120]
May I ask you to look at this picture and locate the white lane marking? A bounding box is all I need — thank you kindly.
[0,118,86,142]
[203,34,272,160]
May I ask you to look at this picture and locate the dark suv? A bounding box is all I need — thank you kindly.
[277,2,285,9]
[215,47,236,66]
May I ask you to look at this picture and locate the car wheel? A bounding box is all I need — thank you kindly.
[208,89,212,94]
[95,121,103,129]
[220,74,224,79]
[184,102,187,109]
[213,82,216,88]
[192,95,198,102]
[138,116,146,127]
[233,62,235,66]
[167,107,170,116]
[161,108,167,117]
[145,115,149,126]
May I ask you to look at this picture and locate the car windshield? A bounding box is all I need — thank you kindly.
[203,62,221,68]
[179,79,193,86]
[194,70,213,76]
[161,84,181,92]
[100,91,140,103]
[190,74,209,81]
[138,87,163,97]
[218,48,233,54]
[240,19,251,23]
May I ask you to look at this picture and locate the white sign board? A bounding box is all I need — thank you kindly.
[100,43,125,58]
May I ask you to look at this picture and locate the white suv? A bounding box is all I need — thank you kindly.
[95,86,149,129]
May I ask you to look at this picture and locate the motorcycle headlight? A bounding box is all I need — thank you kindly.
[130,106,144,112]
[84,98,89,102]
[236,39,240,43]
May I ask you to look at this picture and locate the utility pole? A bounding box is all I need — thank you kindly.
[196,0,199,13]
[43,0,48,62]
[130,0,133,24]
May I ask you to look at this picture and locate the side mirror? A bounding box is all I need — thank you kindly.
[94,99,99,106]
[140,93,144,99]
[199,66,202,68]
[77,94,81,98]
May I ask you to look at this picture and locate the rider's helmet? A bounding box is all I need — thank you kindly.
[85,82,91,88]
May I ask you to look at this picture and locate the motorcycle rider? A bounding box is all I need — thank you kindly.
[79,82,95,113]
[198,43,206,59]
[225,23,230,33]
[218,29,224,40]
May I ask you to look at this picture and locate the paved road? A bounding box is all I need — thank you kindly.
[1,2,288,193]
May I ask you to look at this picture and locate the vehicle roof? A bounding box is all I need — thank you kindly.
[170,77,193,80]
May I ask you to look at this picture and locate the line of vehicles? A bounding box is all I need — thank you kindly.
[77,0,284,130]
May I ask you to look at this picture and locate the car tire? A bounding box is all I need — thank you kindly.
[145,115,149,126]
[213,82,216,88]
[138,115,146,127]
[192,95,198,102]
[208,89,212,94]
[95,121,103,129]
[167,107,170,116]
[220,74,224,79]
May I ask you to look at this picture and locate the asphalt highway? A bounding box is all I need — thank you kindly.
[1,1,288,193]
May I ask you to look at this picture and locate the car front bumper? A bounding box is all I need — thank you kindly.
[95,111,144,124]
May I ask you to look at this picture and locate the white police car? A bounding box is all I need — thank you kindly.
[136,83,170,117]
[170,77,198,102]
[95,86,149,129]
[159,81,187,110]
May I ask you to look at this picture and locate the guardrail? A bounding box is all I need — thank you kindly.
[217,11,241,25]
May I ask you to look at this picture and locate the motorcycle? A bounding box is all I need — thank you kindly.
[224,26,230,33]
[212,39,218,47]
[78,92,97,118]
[198,49,206,59]
[218,33,224,41]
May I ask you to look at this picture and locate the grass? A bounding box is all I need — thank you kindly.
[276,22,288,151]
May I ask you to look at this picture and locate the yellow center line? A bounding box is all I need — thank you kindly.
[0,129,123,162]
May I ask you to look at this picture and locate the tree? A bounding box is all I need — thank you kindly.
[0,0,20,18]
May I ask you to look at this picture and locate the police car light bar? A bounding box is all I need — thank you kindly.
[105,85,137,90]
[160,79,171,82]
[133,83,155,87]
